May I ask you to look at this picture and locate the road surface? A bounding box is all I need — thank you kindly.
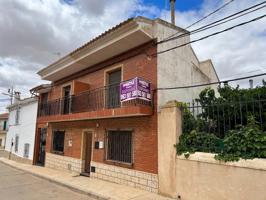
[0,162,95,200]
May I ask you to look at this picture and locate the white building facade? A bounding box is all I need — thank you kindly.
[5,97,38,163]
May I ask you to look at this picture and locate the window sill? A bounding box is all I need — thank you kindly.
[51,151,64,156]
[104,160,133,169]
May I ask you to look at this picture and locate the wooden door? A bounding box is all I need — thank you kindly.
[84,132,93,173]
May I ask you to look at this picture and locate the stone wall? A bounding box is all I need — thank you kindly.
[175,153,266,200]
[90,161,158,193]
[45,153,84,173]
[0,150,32,165]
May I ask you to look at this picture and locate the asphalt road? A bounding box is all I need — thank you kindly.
[0,162,95,200]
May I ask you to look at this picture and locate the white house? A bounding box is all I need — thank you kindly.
[0,113,8,148]
[5,97,38,164]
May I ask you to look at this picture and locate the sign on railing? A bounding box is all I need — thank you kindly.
[120,77,151,102]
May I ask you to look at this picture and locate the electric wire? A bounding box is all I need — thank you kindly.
[158,0,266,45]
[156,72,266,91]
[152,14,266,57]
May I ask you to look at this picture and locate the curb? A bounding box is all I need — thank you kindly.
[0,159,110,200]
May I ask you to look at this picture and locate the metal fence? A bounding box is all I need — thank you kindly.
[183,98,266,138]
[38,84,152,117]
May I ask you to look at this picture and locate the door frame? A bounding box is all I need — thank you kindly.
[81,129,94,173]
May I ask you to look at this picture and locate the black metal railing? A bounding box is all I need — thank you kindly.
[182,98,266,138]
[38,84,152,117]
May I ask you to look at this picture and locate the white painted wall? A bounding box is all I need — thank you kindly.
[155,21,219,107]
[5,98,38,160]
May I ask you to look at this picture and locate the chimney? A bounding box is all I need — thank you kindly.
[14,92,21,104]
[170,0,176,25]
[249,79,253,89]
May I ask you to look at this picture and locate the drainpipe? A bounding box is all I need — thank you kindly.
[170,0,176,25]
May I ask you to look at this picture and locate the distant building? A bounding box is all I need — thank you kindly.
[0,113,8,148]
[5,97,38,164]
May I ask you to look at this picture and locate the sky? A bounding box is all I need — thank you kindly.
[0,0,266,113]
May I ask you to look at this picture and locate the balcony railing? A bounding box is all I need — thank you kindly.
[38,83,152,117]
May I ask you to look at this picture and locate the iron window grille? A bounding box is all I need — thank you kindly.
[15,135,19,152]
[23,143,30,158]
[106,130,133,164]
[15,108,20,125]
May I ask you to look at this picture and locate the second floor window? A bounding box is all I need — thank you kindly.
[15,108,20,125]
[3,120,7,131]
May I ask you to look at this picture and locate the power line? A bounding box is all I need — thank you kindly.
[164,0,236,41]
[186,0,235,29]
[158,0,266,45]
[156,72,266,91]
[151,14,266,57]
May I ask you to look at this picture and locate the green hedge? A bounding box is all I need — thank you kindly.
[175,117,266,162]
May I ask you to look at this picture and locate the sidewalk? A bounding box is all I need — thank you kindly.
[0,157,173,200]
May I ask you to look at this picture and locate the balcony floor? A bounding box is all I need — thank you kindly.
[37,106,153,123]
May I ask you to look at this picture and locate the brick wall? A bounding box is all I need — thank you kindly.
[48,42,157,101]
[37,42,158,177]
[46,115,157,174]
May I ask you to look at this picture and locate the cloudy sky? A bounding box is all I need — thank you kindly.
[0,0,266,113]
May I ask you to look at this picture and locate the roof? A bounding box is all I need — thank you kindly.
[30,84,52,94]
[0,113,8,119]
[37,16,190,81]
[7,97,38,110]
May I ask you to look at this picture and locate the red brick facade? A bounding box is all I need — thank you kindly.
[36,42,158,174]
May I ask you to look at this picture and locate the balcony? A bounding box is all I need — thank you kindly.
[37,83,153,123]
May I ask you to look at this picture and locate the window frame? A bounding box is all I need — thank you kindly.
[15,107,20,125]
[15,135,19,152]
[52,130,65,155]
[105,129,133,165]
[23,143,30,158]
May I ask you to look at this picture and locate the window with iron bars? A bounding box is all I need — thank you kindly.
[15,135,19,152]
[106,130,132,164]
[15,108,20,125]
[23,143,30,158]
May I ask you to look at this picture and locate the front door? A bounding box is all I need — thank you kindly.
[37,128,47,166]
[84,132,93,173]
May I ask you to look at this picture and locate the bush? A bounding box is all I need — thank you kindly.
[176,117,266,162]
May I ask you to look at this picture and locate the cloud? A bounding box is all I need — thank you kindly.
[161,0,266,86]
[0,0,157,112]
[0,0,266,112]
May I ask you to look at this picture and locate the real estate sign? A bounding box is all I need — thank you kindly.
[120,77,151,102]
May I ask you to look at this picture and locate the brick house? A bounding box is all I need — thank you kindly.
[31,16,218,193]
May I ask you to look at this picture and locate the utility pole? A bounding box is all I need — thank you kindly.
[2,86,14,105]
[8,86,14,105]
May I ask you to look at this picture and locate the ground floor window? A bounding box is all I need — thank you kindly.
[107,130,132,164]
[23,143,30,158]
[15,135,19,152]
[52,130,65,154]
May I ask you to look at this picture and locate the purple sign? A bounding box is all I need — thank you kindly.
[120,77,151,102]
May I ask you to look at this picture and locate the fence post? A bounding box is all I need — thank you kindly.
[158,100,182,198]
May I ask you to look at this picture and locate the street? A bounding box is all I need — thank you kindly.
[0,162,95,200]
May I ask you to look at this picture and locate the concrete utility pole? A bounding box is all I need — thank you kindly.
[170,0,176,25]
